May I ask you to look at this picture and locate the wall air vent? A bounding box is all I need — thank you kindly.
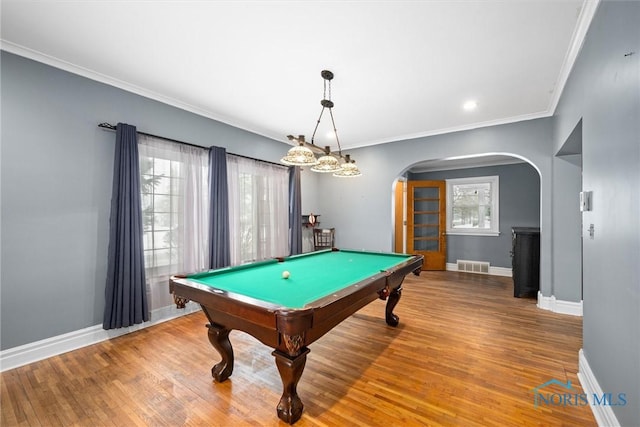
[457,260,490,274]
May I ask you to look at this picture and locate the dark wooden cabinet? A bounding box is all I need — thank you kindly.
[511,227,540,298]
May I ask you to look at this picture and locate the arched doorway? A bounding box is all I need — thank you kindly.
[393,154,542,278]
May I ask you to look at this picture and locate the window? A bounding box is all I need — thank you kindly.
[446,176,499,236]
[140,155,182,276]
[227,155,289,265]
[138,134,209,309]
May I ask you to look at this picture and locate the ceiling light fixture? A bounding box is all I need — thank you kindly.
[463,100,478,111]
[281,70,361,177]
[311,146,341,173]
[280,135,318,166]
[332,154,362,178]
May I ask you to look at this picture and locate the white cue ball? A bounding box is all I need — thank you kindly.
[282,270,290,279]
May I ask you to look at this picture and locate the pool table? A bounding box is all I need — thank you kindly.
[169,248,423,424]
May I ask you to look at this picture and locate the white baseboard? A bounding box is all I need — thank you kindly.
[0,302,201,372]
[578,349,622,427]
[446,262,512,277]
[537,291,583,316]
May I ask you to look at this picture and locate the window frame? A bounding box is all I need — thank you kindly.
[446,175,500,236]
[140,153,184,278]
[226,154,290,266]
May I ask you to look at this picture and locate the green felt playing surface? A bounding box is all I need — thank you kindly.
[187,250,411,309]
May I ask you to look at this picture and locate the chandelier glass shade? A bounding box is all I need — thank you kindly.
[333,155,362,177]
[281,70,361,177]
[310,146,341,172]
[281,139,318,166]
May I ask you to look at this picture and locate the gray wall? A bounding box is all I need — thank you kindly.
[551,155,582,302]
[0,52,294,350]
[408,162,540,268]
[552,1,639,425]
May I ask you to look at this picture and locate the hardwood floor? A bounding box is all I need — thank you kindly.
[1,272,596,426]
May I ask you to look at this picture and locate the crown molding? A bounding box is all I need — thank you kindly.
[547,0,601,114]
[0,40,283,144]
[343,110,553,150]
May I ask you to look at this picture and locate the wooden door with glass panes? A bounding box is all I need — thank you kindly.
[407,181,446,270]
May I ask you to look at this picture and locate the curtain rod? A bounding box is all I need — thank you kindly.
[98,122,288,169]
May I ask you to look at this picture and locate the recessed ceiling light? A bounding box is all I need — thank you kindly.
[463,100,478,111]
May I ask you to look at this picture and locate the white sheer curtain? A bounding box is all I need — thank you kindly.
[138,134,209,310]
[227,155,289,265]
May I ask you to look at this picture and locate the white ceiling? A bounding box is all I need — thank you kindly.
[1,1,596,152]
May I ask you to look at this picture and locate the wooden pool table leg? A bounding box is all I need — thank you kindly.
[206,323,234,382]
[385,284,402,326]
[272,348,310,424]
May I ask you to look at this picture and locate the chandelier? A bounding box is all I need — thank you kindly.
[281,70,361,177]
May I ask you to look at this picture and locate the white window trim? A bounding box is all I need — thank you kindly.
[446,176,500,236]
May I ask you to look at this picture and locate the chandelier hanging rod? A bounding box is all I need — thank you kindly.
[309,70,343,158]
